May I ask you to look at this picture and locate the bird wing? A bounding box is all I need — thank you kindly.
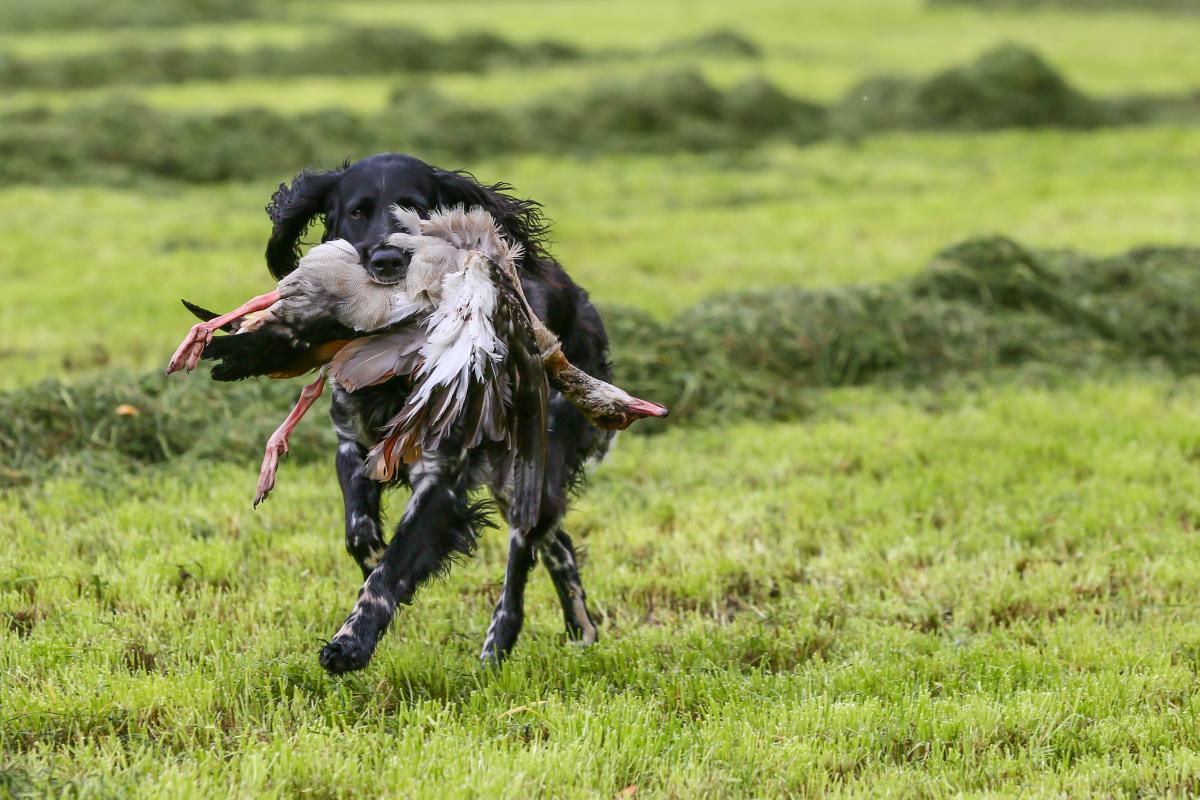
[365,253,505,479]
[493,258,548,532]
[364,252,549,526]
[327,327,426,393]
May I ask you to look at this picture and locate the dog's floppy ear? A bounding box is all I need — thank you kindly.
[264,167,344,280]
[431,169,551,267]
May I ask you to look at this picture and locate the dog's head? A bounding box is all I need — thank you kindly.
[264,153,548,285]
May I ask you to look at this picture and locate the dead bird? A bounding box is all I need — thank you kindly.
[166,205,666,508]
[168,213,548,518]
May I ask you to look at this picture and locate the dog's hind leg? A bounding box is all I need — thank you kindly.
[539,528,598,645]
[479,520,598,663]
[530,396,605,647]
[479,521,599,663]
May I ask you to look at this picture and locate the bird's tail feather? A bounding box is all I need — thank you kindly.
[181,299,242,333]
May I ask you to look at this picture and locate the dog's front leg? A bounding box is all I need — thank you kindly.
[319,448,481,674]
[331,387,387,578]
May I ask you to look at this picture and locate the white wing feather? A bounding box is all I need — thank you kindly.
[404,255,504,414]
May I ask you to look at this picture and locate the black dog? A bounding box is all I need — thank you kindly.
[263,153,611,672]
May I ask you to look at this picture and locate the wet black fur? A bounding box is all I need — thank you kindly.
[261,153,609,673]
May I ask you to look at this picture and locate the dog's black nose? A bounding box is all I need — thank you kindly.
[365,246,410,285]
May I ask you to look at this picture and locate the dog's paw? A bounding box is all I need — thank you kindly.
[479,643,508,670]
[565,621,599,647]
[319,636,374,674]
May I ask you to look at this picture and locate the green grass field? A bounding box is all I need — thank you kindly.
[7,376,1200,796]
[3,0,1200,796]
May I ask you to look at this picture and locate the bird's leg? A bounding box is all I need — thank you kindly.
[254,370,326,508]
[165,290,281,374]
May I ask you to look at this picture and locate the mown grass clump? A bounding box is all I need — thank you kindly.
[4,43,1196,185]
[607,236,1200,422]
[0,372,334,486]
[522,69,827,154]
[0,27,583,91]
[0,69,827,183]
[3,236,1198,483]
[0,0,268,32]
[657,29,762,58]
[0,26,766,91]
[930,0,1197,9]
[836,43,1200,135]
[836,44,1107,132]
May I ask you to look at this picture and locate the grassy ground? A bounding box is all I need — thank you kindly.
[4,1,1198,116]
[6,375,1200,796]
[4,0,1200,795]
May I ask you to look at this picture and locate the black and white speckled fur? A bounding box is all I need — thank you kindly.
[263,153,613,673]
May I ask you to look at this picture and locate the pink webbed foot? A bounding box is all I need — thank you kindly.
[252,371,326,508]
[166,323,215,375]
[254,433,288,508]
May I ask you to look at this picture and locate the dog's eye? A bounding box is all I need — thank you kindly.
[349,207,366,220]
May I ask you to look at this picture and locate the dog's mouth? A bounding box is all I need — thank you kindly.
[364,245,411,286]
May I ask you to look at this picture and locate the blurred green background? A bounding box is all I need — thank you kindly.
[4,1,1200,797]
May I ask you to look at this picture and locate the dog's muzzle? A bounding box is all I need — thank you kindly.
[364,245,411,285]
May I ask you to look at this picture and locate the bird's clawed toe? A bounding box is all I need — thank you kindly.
[166,323,215,375]
[253,438,287,507]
